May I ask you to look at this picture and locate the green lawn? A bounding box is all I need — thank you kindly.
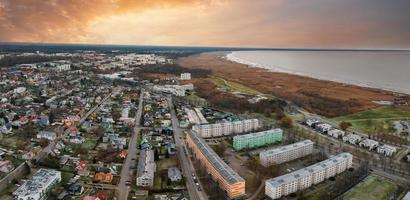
[208,76,262,95]
[333,106,410,133]
[81,135,99,149]
[343,176,397,200]
[60,171,75,186]
[0,135,29,150]
[157,158,177,171]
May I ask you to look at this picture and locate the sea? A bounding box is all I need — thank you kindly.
[226,50,410,94]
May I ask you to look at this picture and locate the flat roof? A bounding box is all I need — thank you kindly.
[189,131,244,184]
[13,168,60,197]
[260,140,313,157]
[234,128,282,140]
[266,153,352,187]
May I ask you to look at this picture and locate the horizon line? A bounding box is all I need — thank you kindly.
[0,41,409,51]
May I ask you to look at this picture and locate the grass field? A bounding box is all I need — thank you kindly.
[333,106,410,133]
[157,158,177,171]
[343,176,397,200]
[207,76,262,95]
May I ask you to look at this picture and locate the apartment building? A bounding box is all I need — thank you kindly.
[180,73,191,80]
[136,149,156,187]
[260,140,314,166]
[233,128,283,151]
[343,133,362,145]
[265,153,353,199]
[377,144,397,157]
[186,131,245,199]
[13,168,61,200]
[192,119,259,138]
[359,139,379,150]
[327,129,345,139]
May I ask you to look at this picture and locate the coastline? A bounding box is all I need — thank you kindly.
[225,51,410,95]
[177,51,409,117]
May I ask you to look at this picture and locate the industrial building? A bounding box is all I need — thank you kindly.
[186,131,245,199]
[192,119,259,138]
[259,140,314,166]
[265,153,353,199]
[13,168,61,200]
[233,128,283,150]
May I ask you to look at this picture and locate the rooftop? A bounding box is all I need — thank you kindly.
[260,140,313,157]
[234,128,282,140]
[13,168,61,197]
[266,152,352,187]
[189,131,244,184]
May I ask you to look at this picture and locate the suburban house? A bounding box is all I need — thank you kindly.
[0,160,14,173]
[167,167,182,182]
[94,167,113,183]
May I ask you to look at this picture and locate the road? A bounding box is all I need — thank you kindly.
[117,88,144,200]
[35,91,113,161]
[167,96,208,200]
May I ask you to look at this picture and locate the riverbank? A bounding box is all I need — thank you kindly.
[177,52,408,117]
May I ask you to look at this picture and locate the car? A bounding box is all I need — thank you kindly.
[125,181,131,186]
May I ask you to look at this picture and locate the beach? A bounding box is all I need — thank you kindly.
[177,52,408,117]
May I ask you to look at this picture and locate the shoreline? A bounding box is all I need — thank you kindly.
[225,51,410,95]
[177,52,409,117]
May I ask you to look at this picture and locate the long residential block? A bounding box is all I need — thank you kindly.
[13,168,61,200]
[265,153,353,199]
[233,128,283,151]
[136,149,156,187]
[192,119,259,138]
[260,140,314,166]
[187,131,245,199]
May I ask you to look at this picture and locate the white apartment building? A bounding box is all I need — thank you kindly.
[265,153,353,200]
[377,144,397,157]
[56,64,71,72]
[315,123,332,133]
[136,149,156,187]
[327,129,345,139]
[180,73,191,80]
[13,168,61,200]
[260,140,314,166]
[343,134,362,145]
[305,119,320,127]
[192,119,259,138]
[359,139,379,150]
[36,131,57,141]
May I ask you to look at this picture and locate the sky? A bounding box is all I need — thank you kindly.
[0,0,409,48]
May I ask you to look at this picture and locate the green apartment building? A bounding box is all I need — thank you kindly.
[233,128,283,150]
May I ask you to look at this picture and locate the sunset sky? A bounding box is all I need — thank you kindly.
[0,0,409,48]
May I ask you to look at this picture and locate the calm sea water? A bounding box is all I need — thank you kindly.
[226,51,410,94]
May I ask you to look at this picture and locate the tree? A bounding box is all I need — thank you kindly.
[214,142,226,157]
[339,121,352,131]
[279,116,293,129]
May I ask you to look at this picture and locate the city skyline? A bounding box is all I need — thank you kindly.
[0,0,409,48]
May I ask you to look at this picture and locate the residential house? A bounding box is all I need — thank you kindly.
[343,134,362,145]
[94,167,113,183]
[359,139,379,150]
[377,144,397,157]
[0,160,14,173]
[167,167,182,182]
[37,131,57,141]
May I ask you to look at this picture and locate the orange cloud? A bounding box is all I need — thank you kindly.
[0,0,409,48]
[0,0,206,43]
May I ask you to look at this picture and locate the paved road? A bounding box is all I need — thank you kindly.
[167,96,208,200]
[35,91,113,161]
[117,88,144,200]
